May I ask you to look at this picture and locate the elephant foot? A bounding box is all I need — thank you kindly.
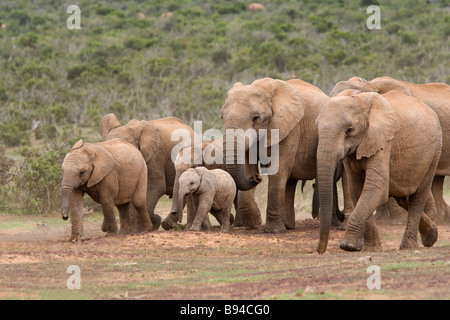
[119,227,131,235]
[399,236,419,250]
[162,220,177,231]
[105,230,119,237]
[339,235,363,252]
[263,218,286,234]
[189,224,202,232]
[362,243,382,252]
[421,225,438,248]
[140,222,154,233]
[69,234,83,243]
[151,214,161,231]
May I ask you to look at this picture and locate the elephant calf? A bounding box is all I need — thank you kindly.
[61,139,154,242]
[178,167,236,232]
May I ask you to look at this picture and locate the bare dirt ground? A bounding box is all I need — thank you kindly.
[1,203,450,300]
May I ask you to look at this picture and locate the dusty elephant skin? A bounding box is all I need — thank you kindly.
[177,167,236,232]
[61,139,153,242]
[221,77,336,234]
[100,114,195,231]
[315,90,442,253]
[162,138,261,231]
[330,76,450,225]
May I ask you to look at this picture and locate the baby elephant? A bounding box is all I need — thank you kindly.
[61,139,154,242]
[177,167,236,232]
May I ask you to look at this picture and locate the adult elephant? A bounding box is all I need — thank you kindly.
[330,76,450,224]
[162,138,262,231]
[316,89,441,253]
[100,114,194,231]
[221,77,332,233]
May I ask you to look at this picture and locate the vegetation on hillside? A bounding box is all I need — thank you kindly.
[0,0,448,214]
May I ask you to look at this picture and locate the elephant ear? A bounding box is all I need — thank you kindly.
[355,93,400,160]
[100,114,121,140]
[195,167,215,194]
[70,139,84,151]
[253,78,305,145]
[137,122,160,163]
[85,145,115,188]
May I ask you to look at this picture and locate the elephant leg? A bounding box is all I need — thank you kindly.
[431,176,445,224]
[233,196,244,227]
[283,179,298,230]
[395,195,438,248]
[375,202,390,222]
[145,187,164,231]
[133,195,154,233]
[341,159,355,220]
[101,203,118,237]
[219,207,232,233]
[190,192,214,232]
[264,174,290,234]
[419,213,438,248]
[388,197,408,223]
[362,215,382,251]
[117,203,131,234]
[235,188,261,229]
[69,190,84,243]
[162,197,186,230]
[340,156,382,252]
[401,158,439,250]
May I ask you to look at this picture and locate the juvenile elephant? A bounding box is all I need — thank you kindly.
[178,167,236,232]
[61,139,153,242]
[100,114,195,231]
[315,90,441,253]
[330,76,450,224]
[221,78,333,233]
[162,138,261,231]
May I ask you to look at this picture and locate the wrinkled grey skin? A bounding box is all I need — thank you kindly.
[61,139,153,242]
[315,90,441,253]
[221,78,330,234]
[162,138,261,231]
[100,114,196,231]
[177,167,236,232]
[330,76,450,225]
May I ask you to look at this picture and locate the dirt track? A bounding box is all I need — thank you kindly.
[1,210,449,300]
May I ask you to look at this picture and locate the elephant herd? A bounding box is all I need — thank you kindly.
[60,76,450,253]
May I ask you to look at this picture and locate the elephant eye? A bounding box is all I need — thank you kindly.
[252,115,260,123]
[80,170,85,176]
[345,127,354,136]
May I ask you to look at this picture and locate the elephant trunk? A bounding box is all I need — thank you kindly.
[223,136,261,191]
[61,187,73,221]
[177,188,188,221]
[162,174,183,231]
[316,142,340,254]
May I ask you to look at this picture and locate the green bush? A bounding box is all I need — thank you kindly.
[14,146,65,215]
[18,32,38,47]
